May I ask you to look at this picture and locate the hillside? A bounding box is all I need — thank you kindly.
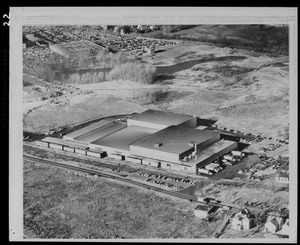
[142,25,288,55]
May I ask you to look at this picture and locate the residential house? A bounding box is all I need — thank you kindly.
[276,165,289,183]
[194,204,213,220]
[279,219,289,236]
[264,216,285,233]
[231,209,255,230]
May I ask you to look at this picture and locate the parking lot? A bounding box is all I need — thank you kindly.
[130,171,195,191]
[97,37,177,54]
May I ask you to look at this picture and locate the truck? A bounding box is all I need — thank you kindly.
[198,168,213,176]
[210,162,220,167]
[205,165,217,172]
[223,155,235,161]
[231,150,245,157]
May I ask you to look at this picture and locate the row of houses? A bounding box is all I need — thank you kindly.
[193,206,289,236]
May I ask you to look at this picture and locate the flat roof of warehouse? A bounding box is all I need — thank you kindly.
[42,136,66,144]
[130,126,219,154]
[63,140,89,149]
[64,120,113,139]
[129,109,193,126]
[188,140,237,164]
[74,123,126,143]
[41,137,88,148]
[91,126,159,151]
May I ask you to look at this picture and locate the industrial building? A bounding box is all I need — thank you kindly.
[41,109,238,174]
[49,40,107,58]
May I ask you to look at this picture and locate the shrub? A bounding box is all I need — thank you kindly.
[107,63,156,84]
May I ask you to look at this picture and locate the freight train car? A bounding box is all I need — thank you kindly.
[35,140,49,147]
[64,146,75,153]
[126,156,143,164]
[110,153,125,161]
[75,148,87,155]
[87,150,106,158]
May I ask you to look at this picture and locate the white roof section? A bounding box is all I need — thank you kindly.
[128,109,193,127]
[63,120,112,140]
[41,136,88,149]
[188,140,237,164]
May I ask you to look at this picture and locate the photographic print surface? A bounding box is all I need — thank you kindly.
[9,7,297,242]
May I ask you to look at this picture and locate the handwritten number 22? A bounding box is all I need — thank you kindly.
[3,13,10,26]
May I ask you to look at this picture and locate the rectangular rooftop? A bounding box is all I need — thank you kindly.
[74,122,126,143]
[127,109,193,129]
[63,120,113,140]
[130,125,219,155]
[90,125,160,151]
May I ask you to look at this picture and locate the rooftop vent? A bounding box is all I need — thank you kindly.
[154,142,163,147]
[188,141,196,147]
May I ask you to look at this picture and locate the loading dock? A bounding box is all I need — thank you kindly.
[75,148,87,155]
[36,140,49,147]
[49,143,64,150]
[64,146,75,153]
[143,159,161,168]
[127,156,143,164]
[87,150,106,158]
[110,153,125,161]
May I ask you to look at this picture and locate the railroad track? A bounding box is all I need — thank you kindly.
[23,154,199,202]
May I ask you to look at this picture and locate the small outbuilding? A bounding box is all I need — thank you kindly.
[194,204,213,220]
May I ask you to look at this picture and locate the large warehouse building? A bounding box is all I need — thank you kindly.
[43,109,237,174]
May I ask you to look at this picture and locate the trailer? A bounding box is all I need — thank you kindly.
[110,153,125,161]
[35,140,49,147]
[205,165,217,172]
[87,150,106,158]
[127,156,143,164]
[49,143,64,150]
[231,150,245,157]
[209,162,220,167]
[75,148,87,155]
[198,168,213,176]
[223,155,234,161]
[144,159,161,168]
[64,146,75,153]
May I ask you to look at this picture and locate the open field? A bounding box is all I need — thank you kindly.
[23,93,146,133]
[24,160,223,239]
[24,35,289,137]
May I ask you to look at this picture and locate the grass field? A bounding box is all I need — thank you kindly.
[23,94,146,132]
[24,161,223,239]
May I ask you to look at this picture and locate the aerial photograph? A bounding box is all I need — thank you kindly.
[22,23,292,240]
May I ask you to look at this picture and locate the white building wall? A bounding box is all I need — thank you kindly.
[130,145,180,163]
[127,119,168,130]
[36,141,49,147]
[64,146,75,153]
[89,143,131,158]
[49,143,63,150]
[75,148,86,155]
[87,151,101,158]
[126,156,142,164]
